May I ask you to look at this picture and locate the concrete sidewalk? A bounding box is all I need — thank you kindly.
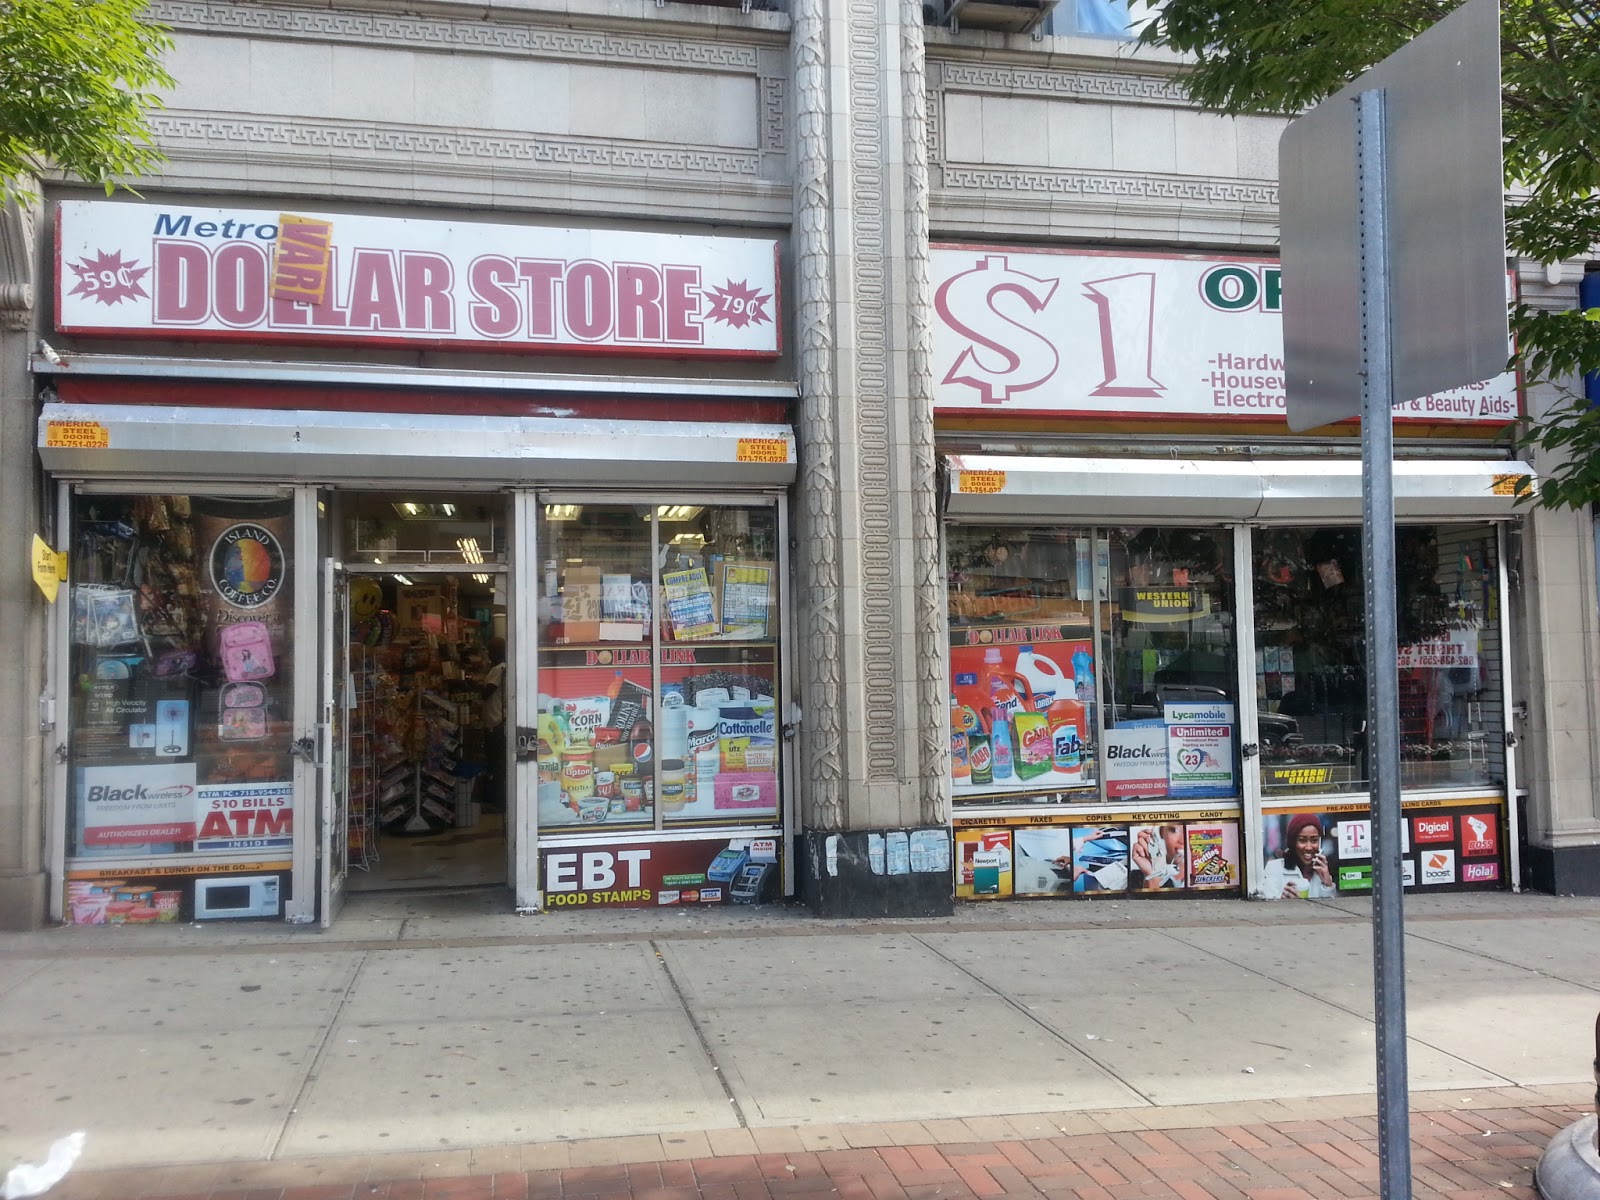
[2,891,1597,1192]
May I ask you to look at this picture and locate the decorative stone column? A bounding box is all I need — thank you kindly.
[790,0,950,916]
[0,193,47,929]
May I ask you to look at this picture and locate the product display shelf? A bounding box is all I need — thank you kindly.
[346,643,379,870]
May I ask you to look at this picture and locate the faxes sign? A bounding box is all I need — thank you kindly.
[56,202,780,359]
[930,245,1517,424]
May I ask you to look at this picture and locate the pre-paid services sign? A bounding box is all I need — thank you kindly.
[57,202,781,359]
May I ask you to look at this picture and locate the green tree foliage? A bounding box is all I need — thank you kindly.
[1136,0,1600,508]
[0,0,173,203]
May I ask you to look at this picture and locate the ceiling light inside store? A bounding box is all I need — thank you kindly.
[457,537,484,564]
[657,505,704,521]
[670,533,706,547]
[391,502,463,520]
[392,574,414,585]
[544,504,582,521]
[473,573,490,584]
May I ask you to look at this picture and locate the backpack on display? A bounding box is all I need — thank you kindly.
[220,621,275,682]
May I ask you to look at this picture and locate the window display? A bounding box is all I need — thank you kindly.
[947,524,1240,807]
[1253,524,1504,796]
[67,494,295,860]
[535,502,781,830]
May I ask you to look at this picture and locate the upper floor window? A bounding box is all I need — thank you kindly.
[1048,0,1135,38]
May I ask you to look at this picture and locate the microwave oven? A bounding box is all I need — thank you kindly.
[192,873,281,920]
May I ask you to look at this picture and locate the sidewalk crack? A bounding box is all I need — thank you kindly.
[268,949,371,1160]
[651,939,749,1127]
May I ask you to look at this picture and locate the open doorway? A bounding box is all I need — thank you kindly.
[335,492,509,894]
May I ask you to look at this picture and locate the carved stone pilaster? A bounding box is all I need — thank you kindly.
[0,194,38,331]
[791,0,945,843]
[791,0,845,831]
[901,0,947,826]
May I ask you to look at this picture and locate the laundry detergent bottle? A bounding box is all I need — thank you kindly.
[983,648,1028,724]
[1048,697,1084,781]
[990,709,1015,781]
[1015,647,1070,712]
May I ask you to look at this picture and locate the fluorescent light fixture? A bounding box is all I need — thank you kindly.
[565,557,584,564]
[472,573,490,584]
[457,536,484,564]
[544,504,582,521]
[392,573,414,585]
[402,503,420,516]
[372,557,383,565]
[656,505,704,521]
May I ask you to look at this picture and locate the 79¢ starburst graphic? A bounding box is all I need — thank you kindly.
[67,250,151,306]
[704,279,773,329]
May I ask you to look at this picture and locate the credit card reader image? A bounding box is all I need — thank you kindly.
[706,847,749,884]
[729,860,777,904]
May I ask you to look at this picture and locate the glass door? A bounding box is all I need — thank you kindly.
[318,557,348,927]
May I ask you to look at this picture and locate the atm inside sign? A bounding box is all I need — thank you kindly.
[46,421,108,449]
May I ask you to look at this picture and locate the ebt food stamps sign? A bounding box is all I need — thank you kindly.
[931,245,1517,424]
[57,202,781,359]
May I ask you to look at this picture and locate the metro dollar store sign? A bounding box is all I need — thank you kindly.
[931,244,1518,425]
[56,202,780,359]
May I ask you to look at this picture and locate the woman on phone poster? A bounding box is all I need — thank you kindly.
[1258,813,1337,899]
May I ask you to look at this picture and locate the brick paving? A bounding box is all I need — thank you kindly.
[49,1097,1581,1200]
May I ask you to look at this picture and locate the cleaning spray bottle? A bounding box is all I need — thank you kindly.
[950,696,971,785]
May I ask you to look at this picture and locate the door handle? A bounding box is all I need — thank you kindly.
[1241,742,1260,759]
[291,736,316,764]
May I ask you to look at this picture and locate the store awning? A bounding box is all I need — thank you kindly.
[945,454,1534,521]
[38,403,796,487]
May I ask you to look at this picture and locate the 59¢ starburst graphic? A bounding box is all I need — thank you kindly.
[704,279,773,329]
[67,250,151,306]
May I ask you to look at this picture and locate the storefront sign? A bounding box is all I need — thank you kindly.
[1118,587,1208,622]
[31,535,66,603]
[1461,812,1498,856]
[194,783,293,850]
[540,836,777,907]
[1261,804,1501,898]
[57,202,781,359]
[735,438,791,463]
[1396,627,1478,670]
[931,245,1517,424]
[45,420,108,449]
[1103,724,1167,798]
[957,470,1007,494]
[1167,723,1235,799]
[79,762,198,846]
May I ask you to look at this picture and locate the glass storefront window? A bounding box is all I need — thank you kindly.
[67,493,295,861]
[535,502,780,831]
[1254,523,1504,796]
[1102,527,1239,802]
[947,524,1242,807]
[947,525,1102,802]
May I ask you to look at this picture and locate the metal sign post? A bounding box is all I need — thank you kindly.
[1355,87,1412,1200]
[1281,6,1506,1198]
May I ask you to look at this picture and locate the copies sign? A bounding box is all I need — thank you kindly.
[931,245,1517,424]
[79,762,198,846]
[57,202,781,359]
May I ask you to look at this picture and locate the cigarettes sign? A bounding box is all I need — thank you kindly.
[57,202,781,359]
[931,244,1517,424]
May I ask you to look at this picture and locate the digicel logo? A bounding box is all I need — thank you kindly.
[1412,816,1454,843]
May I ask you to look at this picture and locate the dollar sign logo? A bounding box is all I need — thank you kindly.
[935,255,1060,404]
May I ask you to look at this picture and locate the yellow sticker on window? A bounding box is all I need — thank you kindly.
[45,420,109,449]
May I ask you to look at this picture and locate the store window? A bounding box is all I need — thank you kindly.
[536,502,780,830]
[947,524,1240,808]
[1253,523,1505,796]
[67,493,295,869]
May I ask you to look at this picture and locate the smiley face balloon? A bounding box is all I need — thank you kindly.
[350,577,383,622]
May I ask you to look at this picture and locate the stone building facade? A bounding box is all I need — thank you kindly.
[0,0,1593,930]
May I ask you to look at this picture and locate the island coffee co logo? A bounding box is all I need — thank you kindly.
[209,523,285,609]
